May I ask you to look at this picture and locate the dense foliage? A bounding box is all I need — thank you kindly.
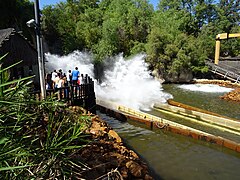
[40,0,239,81]
[1,0,239,80]
[0,55,92,179]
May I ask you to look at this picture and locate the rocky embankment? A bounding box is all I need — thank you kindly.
[221,88,240,102]
[70,106,154,179]
[194,79,240,102]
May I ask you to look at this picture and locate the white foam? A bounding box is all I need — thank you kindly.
[45,51,94,77]
[95,53,172,110]
[178,84,233,93]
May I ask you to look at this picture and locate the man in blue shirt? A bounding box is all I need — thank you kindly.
[72,67,80,85]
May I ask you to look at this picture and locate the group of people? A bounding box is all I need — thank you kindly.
[46,67,83,90]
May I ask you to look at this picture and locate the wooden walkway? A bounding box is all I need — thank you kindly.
[33,75,96,113]
[205,59,240,83]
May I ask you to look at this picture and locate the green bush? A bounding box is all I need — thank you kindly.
[0,55,92,179]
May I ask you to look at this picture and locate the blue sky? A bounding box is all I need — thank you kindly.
[38,0,159,9]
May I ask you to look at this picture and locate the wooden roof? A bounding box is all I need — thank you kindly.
[0,28,38,67]
[0,28,14,45]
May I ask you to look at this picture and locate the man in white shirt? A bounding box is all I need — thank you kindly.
[66,70,72,86]
[51,70,57,81]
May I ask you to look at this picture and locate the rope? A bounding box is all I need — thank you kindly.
[155,122,168,129]
[94,168,123,180]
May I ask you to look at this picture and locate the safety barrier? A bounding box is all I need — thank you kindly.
[32,74,96,113]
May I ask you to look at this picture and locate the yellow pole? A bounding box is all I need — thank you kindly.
[214,40,220,65]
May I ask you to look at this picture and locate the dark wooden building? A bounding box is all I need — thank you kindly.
[0,28,39,85]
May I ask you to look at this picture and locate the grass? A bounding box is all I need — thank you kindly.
[0,54,92,179]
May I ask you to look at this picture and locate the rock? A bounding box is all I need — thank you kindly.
[145,174,154,180]
[126,160,143,177]
[120,167,129,178]
[108,130,122,143]
[129,150,139,159]
[79,112,154,179]
[220,88,240,102]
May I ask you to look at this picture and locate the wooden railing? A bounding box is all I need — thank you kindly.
[32,74,96,113]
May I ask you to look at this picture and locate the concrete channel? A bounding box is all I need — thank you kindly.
[96,99,240,153]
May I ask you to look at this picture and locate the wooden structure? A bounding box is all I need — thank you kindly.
[97,100,240,153]
[215,32,240,64]
[0,28,39,85]
[205,59,240,83]
[34,74,96,113]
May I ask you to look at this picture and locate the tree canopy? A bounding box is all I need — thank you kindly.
[1,0,239,81]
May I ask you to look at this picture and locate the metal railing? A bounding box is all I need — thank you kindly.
[205,59,240,83]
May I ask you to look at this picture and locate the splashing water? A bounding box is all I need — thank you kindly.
[45,51,94,77]
[45,51,172,110]
[96,53,172,110]
[178,84,233,93]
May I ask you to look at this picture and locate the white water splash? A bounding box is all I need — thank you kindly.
[45,51,94,77]
[96,53,172,110]
[178,84,233,93]
[45,51,172,110]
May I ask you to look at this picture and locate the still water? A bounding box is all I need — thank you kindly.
[97,84,240,180]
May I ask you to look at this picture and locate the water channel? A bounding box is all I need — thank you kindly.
[45,52,240,179]
[163,84,240,120]
[97,84,240,180]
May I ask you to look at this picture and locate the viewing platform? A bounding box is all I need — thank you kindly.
[33,74,96,113]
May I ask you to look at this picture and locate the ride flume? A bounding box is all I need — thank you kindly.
[45,51,240,153]
[96,98,240,153]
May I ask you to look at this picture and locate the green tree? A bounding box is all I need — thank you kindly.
[92,0,153,62]
[194,0,218,30]
[75,2,102,50]
[146,9,207,81]
[0,0,34,41]
[216,0,240,32]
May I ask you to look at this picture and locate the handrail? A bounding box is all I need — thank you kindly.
[30,75,96,112]
[205,59,240,83]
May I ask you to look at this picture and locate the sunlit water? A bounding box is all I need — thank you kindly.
[163,84,240,120]
[45,51,240,179]
[98,112,240,180]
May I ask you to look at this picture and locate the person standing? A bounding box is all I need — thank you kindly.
[51,70,57,81]
[72,67,80,85]
[51,70,57,88]
[66,70,72,86]
[46,73,53,89]
[53,73,60,89]
[57,75,65,88]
